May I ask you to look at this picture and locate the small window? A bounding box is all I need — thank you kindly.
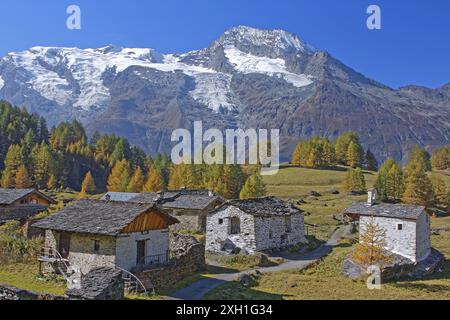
[269,230,273,239]
[397,224,403,231]
[94,240,100,253]
[218,219,224,225]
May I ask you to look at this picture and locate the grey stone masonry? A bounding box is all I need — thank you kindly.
[66,267,124,300]
[206,198,307,255]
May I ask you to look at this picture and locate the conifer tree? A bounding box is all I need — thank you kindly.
[47,174,58,190]
[1,170,15,189]
[346,141,363,168]
[14,165,33,189]
[107,159,131,192]
[32,142,55,189]
[343,168,366,193]
[240,171,267,199]
[352,218,392,267]
[109,138,131,167]
[143,168,164,192]
[374,159,397,201]
[80,171,96,197]
[402,160,434,206]
[431,175,449,210]
[431,146,449,170]
[335,131,360,165]
[408,145,432,172]
[127,167,144,192]
[3,144,22,178]
[365,149,378,171]
[385,163,405,201]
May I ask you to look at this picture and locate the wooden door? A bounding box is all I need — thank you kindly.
[136,240,146,266]
[59,232,71,259]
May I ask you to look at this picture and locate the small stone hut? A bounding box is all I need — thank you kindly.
[206,197,307,254]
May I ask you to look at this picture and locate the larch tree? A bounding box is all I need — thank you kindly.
[14,165,33,189]
[374,159,397,202]
[346,141,363,169]
[127,167,145,192]
[402,160,435,207]
[352,217,392,267]
[240,171,267,199]
[343,168,366,194]
[143,168,164,192]
[32,142,55,189]
[1,144,22,187]
[80,171,96,197]
[431,146,449,170]
[385,163,405,201]
[408,145,432,172]
[107,159,131,192]
[335,131,360,165]
[431,175,449,210]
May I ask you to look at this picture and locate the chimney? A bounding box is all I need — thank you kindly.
[367,188,377,206]
[208,190,214,197]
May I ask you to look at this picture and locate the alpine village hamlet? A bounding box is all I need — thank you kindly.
[0,101,448,301]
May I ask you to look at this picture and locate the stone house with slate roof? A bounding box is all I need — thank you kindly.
[343,189,431,263]
[0,189,56,235]
[33,199,178,274]
[206,197,307,254]
[101,190,224,233]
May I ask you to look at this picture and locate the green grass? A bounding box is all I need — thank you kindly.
[0,262,66,296]
[263,166,376,239]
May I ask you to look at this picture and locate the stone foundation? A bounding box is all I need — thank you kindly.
[0,284,65,300]
[66,267,124,300]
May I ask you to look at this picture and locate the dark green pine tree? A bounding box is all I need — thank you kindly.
[365,149,378,171]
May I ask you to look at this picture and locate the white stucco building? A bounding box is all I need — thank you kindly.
[344,189,431,263]
[206,197,307,254]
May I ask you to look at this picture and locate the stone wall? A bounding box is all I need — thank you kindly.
[41,231,116,275]
[116,229,169,271]
[206,206,257,254]
[135,234,205,290]
[69,234,116,275]
[0,284,65,300]
[167,209,203,233]
[415,212,431,262]
[360,216,418,262]
[254,213,307,251]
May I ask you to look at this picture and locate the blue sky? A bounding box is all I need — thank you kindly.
[0,0,449,88]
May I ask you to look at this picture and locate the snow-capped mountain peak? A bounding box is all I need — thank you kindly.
[215,25,315,55]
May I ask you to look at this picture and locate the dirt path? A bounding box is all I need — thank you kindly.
[168,225,349,300]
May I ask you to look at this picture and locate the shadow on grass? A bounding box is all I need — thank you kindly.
[393,259,450,284]
[206,264,240,274]
[203,281,286,300]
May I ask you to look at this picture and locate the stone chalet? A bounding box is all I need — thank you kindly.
[102,190,224,233]
[343,189,431,263]
[33,199,179,275]
[0,189,56,234]
[206,197,307,255]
